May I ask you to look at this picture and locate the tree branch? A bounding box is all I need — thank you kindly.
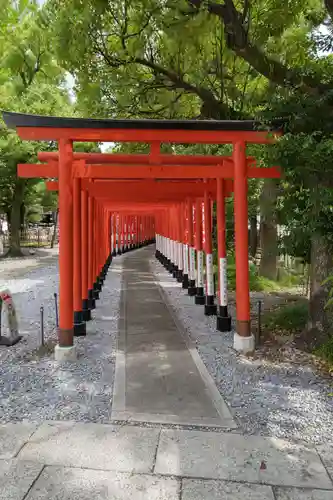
[325,0,333,21]
[93,31,235,119]
[188,0,332,96]
[133,56,232,118]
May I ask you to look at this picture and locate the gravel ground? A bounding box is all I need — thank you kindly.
[0,251,122,423]
[0,247,60,279]
[1,247,333,445]
[151,256,333,446]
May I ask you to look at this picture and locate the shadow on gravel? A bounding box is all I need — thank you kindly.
[154,259,333,445]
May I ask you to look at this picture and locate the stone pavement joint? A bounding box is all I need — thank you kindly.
[0,423,38,460]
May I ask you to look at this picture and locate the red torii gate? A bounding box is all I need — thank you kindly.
[3,111,281,358]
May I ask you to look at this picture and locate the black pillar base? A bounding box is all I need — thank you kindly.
[195,287,205,305]
[94,281,102,292]
[216,305,231,331]
[216,314,232,332]
[82,299,92,321]
[82,308,91,321]
[182,273,189,289]
[112,249,117,257]
[88,289,96,309]
[0,335,22,346]
[176,269,183,283]
[204,295,217,316]
[172,265,178,278]
[93,286,100,300]
[74,322,86,336]
[73,311,86,337]
[117,248,122,255]
[188,279,196,296]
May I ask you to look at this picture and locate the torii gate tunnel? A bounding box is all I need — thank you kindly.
[3,112,281,357]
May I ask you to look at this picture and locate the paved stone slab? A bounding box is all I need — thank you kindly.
[182,479,274,499]
[316,444,333,481]
[155,429,333,489]
[0,459,43,500]
[25,466,180,500]
[0,423,38,459]
[274,487,333,500]
[112,248,236,428]
[18,422,159,473]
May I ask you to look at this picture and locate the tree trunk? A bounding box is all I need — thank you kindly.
[20,202,25,227]
[249,215,258,258]
[295,234,333,350]
[259,179,278,280]
[50,208,59,248]
[7,180,25,257]
[309,235,333,333]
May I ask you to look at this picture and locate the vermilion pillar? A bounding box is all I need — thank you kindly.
[195,198,205,305]
[171,207,178,278]
[233,141,253,352]
[93,200,101,297]
[177,204,184,283]
[56,139,75,358]
[176,205,183,282]
[165,212,171,270]
[182,202,189,289]
[106,210,111,260]
[170,210,175,272]
[130,216,134,249]
[124,215,128,252]
[187,200,196,296]
[118,214,123,254]
[216,178,232,331]
[73,177,86,336]
[203,187,217,315]
[87,195,96,309]
[112,214,117,256]
[81,188,91,321]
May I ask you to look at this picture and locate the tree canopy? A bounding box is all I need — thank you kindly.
[1,0,333,347]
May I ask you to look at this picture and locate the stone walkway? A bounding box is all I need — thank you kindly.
[0,246,333,499]
[111,248,235,427]
[0,421,333,498]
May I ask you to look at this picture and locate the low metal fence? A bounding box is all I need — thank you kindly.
[2,225,59,249]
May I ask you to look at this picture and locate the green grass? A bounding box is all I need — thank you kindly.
[315,338,333,365]
[213,252,305,293]
[262,301,309,333]
[220,255,280,292]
